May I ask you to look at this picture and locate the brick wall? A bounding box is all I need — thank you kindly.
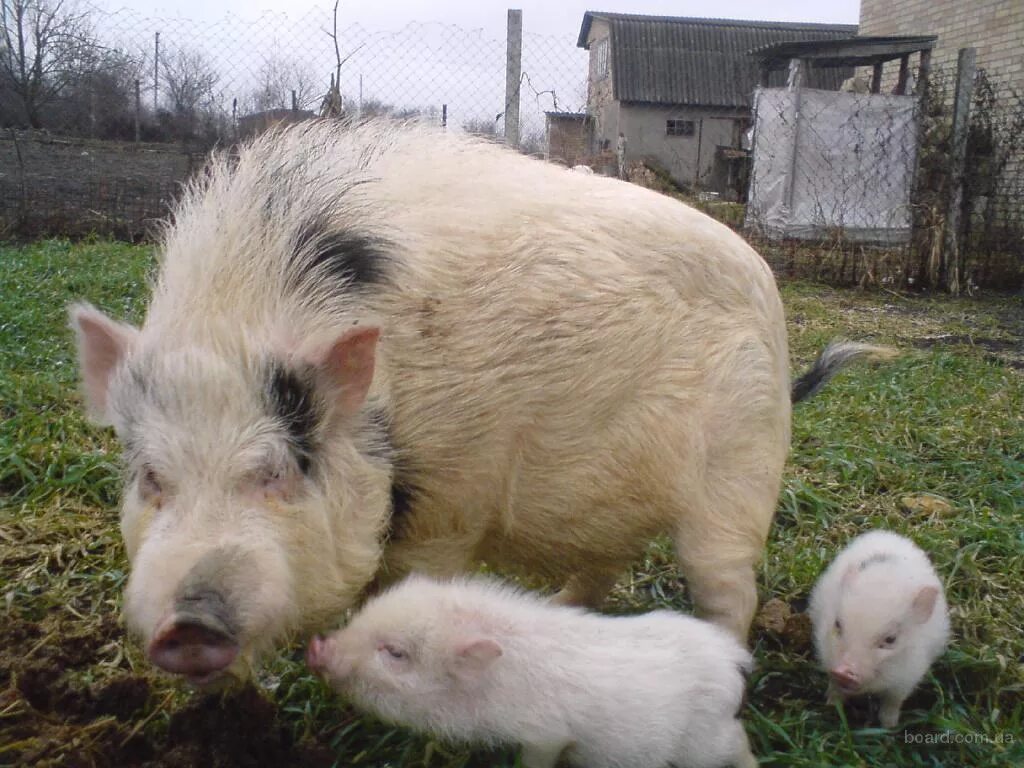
[860,0,1023,93]
[546,117,590,166]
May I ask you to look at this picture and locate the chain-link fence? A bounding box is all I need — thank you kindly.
[1,1,586,237]
[747,87,919,245]
[2,2,1021,292]
[743,55,1023,292]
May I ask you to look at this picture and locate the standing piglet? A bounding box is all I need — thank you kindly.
[809,530,950,727]
[307,575,758,768]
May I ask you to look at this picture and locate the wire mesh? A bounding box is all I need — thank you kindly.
[0,1,587,236]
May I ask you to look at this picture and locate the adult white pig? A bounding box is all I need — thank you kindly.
[71,119,888,686]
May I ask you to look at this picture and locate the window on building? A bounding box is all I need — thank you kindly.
[666,119,695,137]
[593,38,609,79]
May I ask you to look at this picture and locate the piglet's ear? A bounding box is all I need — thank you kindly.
[453,637,503,678]
[910,585,939,624]
[69,303,138,424]
[840,563,859,590]
[314,326,380,416]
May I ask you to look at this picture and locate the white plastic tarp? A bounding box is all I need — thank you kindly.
[746,87,918,243]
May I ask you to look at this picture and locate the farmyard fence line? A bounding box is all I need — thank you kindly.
[1,2,586,237]
[1,2,1022,291]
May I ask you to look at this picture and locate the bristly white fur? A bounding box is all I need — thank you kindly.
[313,574,758,768]
[809,530,950,727]
[71,118,803,679]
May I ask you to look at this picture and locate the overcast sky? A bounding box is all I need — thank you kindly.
[104,1,861,37]
[91,0,861,139]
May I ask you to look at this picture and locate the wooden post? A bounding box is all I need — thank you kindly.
[504,9,522,148]
[909,47,932,278]
[943,47,976,295]
[896,55,910,95]
[870,61,883,94]
[786,58,804,90]
[915,48,931,100]
[441,103,447,130]
[785,58,805,216]
[694,118,703,188]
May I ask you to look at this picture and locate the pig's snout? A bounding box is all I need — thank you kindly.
[829,664,861,693]
[149,606,239,684]
[306,634,329,672]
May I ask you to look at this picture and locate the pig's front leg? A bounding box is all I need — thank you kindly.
[519,740,570,768]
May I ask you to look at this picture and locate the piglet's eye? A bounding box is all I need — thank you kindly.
[379,643,407,660]
[834,619,842,634]
[880,634,898,648]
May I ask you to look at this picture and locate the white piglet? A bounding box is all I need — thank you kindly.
[809,530,950,727]
[307,575,758,768]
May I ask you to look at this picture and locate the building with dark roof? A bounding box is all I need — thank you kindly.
[577,12,857,195]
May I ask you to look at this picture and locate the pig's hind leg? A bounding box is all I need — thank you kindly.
[672,464,780,644]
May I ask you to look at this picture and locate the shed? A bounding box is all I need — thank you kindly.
[745,36,936,243]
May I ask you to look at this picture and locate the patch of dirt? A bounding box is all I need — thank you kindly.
[754,599,814,654]
[0,615,335,768]
[908,333,1024,370]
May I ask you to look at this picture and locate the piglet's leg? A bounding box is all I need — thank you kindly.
[878,693,906,729]
[519,741,569,768]
[825,681,843,705]
[730,724,759,768]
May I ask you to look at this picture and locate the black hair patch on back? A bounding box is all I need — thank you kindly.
[290,216,391,293]
[264,361,321,474]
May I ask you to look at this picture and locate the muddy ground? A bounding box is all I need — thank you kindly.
[0,615,335,768]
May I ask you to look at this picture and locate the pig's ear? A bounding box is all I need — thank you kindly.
[910,585,939,624]
[69,303,138,424]
[840,562,859,589]
[452,637,503,677]
[312,326,381,416]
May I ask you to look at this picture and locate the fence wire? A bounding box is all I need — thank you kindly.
[746,63,1023,291]
[1,1,586,237]
[1,1,1021,292]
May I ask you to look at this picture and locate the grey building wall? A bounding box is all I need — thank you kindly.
[585,18,621,152]
[617,105,746,189]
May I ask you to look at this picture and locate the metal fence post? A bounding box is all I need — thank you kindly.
[504,9,522,148]
[134,79,141,143]
[943,47,976,295]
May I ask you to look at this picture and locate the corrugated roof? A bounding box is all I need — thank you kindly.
[579,12,858,108]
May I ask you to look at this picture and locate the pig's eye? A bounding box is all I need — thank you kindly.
[260,467,283,487]
[139,467,163,499]
[379,643,407,661]
[879,634,898,648]
[834,619,842,635]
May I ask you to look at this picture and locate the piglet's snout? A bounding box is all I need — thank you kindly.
[829,664,861,692]
[148,593,239,683]
[306,635,329,672]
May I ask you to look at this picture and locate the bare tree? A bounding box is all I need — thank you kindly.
[159,45,218,138]
[246,55,317,114]
[319,0,362,118]
[0,0,99,127]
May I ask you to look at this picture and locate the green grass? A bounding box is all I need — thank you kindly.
[2,240,1022,767]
